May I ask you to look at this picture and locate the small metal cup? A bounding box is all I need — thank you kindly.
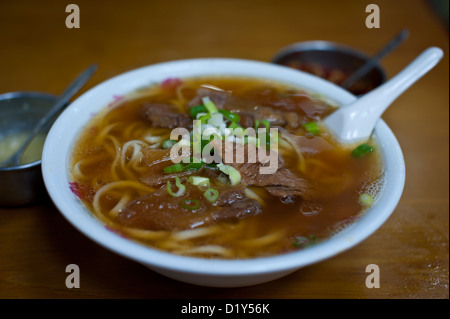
[0,92,59,206]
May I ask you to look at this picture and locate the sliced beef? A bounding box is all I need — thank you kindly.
[139,146,200,188]
[213,185,262,221]
[187,86,310,129]
[119,187,207,231]
[250,167,308,198]
[243,86,334,118]
[141,102,192,129]
[227,106,296,128]
[140,170,193,188]
[237,111,256,128]
[214,198,262,221]
[216,185,246,205]
[209,139,309,199]
[139,148,182,187]
[282,111,300,129]
[229,160,308,198]
[277,127,334,155]
[118,184,261,231]
[187,87,230,109]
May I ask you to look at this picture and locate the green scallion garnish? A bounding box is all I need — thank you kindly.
[203,188,219,203]
[188,176,210,187]
[303,121,320,135]
[189,104,207,118]
[228,121,242,129]
[265,133,271,150]
[180,199,200,210]
[217,163,241,186]
[261,119,270,130]
[219,109,240,123]
[359,193,374,207]
[202,96,218,114]
[166,176,186,197]
[183,161,206,171]
[198,113,211,122]
[163,163,184,174]
[351,143,374,158]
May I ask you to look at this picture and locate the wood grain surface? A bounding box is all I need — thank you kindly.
[0,0,448,299]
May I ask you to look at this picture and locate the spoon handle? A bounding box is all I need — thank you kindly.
[341,29,409,89]
[27,64,98,141]
[374,47,443,107]
[2,64,97,167]
[325,47,444,144]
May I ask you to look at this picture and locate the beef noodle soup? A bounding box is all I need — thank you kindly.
[70,76,384,259]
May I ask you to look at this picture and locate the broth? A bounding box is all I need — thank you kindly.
[70,76,384,259]
[0,132,46,166]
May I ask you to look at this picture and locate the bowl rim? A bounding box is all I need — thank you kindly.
[0,91,58,172]
[42,58,405,277]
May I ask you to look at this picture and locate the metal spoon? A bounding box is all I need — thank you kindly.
[341,29,409,90]
[0,64,97,167]
[324,47,443,144]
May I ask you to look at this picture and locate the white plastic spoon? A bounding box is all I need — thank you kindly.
[324,46,444,145]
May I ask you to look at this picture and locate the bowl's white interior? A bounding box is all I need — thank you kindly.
[42,58,405,278]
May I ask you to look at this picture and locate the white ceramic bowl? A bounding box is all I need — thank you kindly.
[42,58,405,287]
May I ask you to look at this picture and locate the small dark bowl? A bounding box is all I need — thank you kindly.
[272,41,386,95]
[0,92,59,207]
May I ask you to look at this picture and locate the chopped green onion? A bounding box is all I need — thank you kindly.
[180,199,200,210]
[188,176,210,187]
[254,119,271,149]
[166,176,186,197]
[261,119,270,130]
[217,163,241,186]
[203,188,219,203]
[202,96,218,114]
[189,104,207,118]
[359,193,374,207]
[303,121,320,135]
[351,143,374,158]
[229,121,242,129]
[219,109,240,123]
[198,181,211,191]
[183,161,206,171]
[188,175,211,191]
[208,112,225,128]
[163,163,184,174]
[254,119,260,130]
[198,113,211,122]
[265,133,271,150]
[162,139,177,149]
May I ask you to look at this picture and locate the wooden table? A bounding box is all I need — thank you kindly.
[1,0,448,300]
